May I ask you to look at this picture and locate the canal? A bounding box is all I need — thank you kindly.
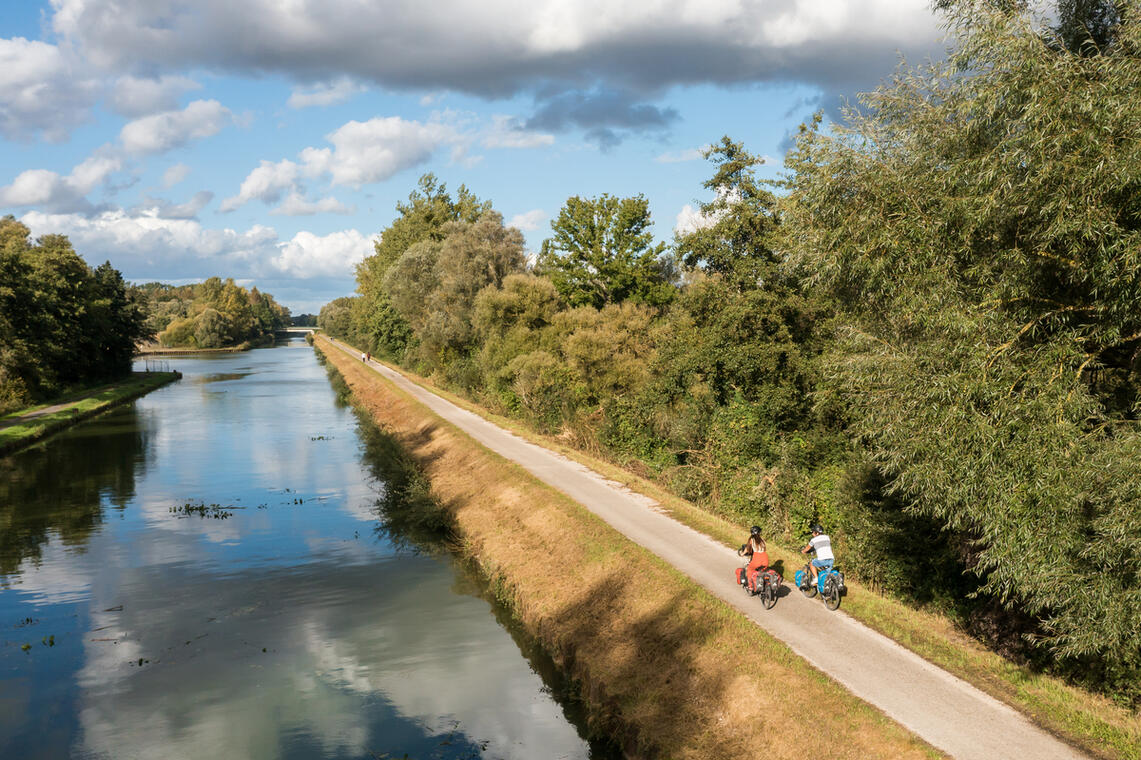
[0,337,619,760]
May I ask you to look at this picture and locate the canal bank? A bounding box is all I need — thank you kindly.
[0,371,181,457]
[315,336,940,760]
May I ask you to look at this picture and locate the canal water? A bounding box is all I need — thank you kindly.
[0,338,618,760]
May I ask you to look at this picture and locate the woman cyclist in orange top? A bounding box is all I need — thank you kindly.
[737,526,769,592]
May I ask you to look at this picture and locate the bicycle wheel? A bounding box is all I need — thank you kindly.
[799,565,817,598]
[761,578,777,609]
[823,575,841,610]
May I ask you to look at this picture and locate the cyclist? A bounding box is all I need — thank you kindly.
[737,526,769,592]
[801,524,834,586]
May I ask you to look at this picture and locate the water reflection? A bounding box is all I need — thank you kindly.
[0,340,614,760]
[73,559,582,760]
[0,405,148,577]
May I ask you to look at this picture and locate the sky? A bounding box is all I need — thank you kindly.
[0,0,948,315]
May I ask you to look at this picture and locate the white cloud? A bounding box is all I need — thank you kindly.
[119,99,232,155]
[674,203,718,236]
[655,146,709,164]
[20,209,279,279]
[0,149,122,213]
[220,117,458,211]
[0,37,100,142]
[47,0,942,135]
[69,153,124,193]
[110,74,202,117]
[303,117,458,188]
[133,190,214,219]
[162,163,192,188]
[18,208,371,283]
[271,229,374,278]
[270,193,354,216]
[508,209,546,232]
[287,78,365,109]
[1,170,70,207]
[219,159,302,212]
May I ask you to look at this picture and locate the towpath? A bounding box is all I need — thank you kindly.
[329,338,1087,760]
[0,401,76,429]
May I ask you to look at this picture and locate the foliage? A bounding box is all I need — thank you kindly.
[675,137,782,291]
[353,174,491,358]
[316,5,1141,702]
[779,6,1141,697]
[318,296,358,341]
[0,217,149,413]
[538,194,676,308]
[132,278,289,349]
[385,211,526,378]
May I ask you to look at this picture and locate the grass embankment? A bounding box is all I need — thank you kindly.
[318,337,940,760]
[321,338,1140,760]
[0,372,181,457]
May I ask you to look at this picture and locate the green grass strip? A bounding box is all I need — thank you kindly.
[0,372,181,456]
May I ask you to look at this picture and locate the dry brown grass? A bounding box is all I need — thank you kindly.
[320,338,941,759]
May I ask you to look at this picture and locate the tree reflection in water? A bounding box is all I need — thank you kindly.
[0,404,149,576]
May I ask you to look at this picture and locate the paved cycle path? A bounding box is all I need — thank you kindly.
[330,339,1087,760]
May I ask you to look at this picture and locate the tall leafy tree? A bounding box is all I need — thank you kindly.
[538,194,675,308]
[934,0,1126,53]
[82,262,148,378]
[0,217,151,411]
[675,137,782,291]
[386,211,525,377]
[355,174,490,358]
[780,7,1141,697]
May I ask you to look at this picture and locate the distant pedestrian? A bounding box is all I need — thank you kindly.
[361,352,366,362]
[366,352,371,362]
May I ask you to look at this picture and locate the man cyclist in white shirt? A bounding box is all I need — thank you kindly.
[801,524,834,586]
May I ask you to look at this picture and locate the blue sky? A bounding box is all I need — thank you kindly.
[1,0,947,314]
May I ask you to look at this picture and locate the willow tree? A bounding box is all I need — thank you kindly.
[354,174,490,358]
[780,8,1140,698]
[385,210,526,383]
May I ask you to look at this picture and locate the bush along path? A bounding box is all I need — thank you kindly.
[319,337,1097,760]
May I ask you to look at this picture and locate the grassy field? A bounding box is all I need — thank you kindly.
[0,372,181,456]
[319,337,942,759]
[320,337,1140,760]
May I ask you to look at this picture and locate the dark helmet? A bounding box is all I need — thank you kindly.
[750,525,762,536]
[811,523,824,534]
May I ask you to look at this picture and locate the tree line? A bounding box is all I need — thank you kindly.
[132,278,290,349]
[0,216,293,414]
[0,217,149,414]
[322,5,1139,703]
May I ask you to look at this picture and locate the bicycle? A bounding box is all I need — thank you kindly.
[735,564,781,610]
[795,561,845,611]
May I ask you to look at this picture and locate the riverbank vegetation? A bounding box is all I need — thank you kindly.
[317,338,943,759]
[0,371,179,457]
[319,3,1141,715]
[131,278,291,349]
[0,217,150,416]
